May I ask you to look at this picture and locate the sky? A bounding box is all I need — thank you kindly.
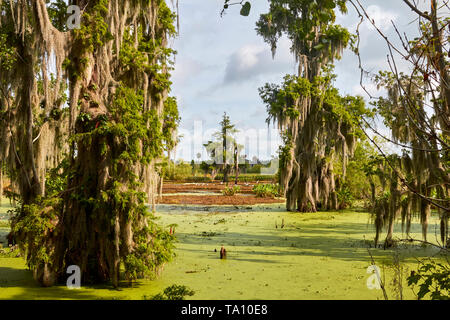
[169,0,438,162]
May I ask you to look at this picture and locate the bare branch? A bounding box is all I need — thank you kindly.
[402,0,431,20]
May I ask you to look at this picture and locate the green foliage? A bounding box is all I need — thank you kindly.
[339,140,379,201]
[204,112,241,167]
[76,86,168,166]
[254,0,370,212]
[240,2,252,16]
[144,284,195,300]
[260,75,312,124]
[215,174,276,183]
[164,161,193,181]
[73,0,112,53]
[0,33,16,71]
[1,0,180,288]
[63,0,116,80]
[119,23,175,94]
[164,173,276,183]
[253,184,280,198]
[156,0,178,37]
[163,166,277,183]
[200,161,214,175]
[10,197,62,270]
[336,184,353,209]
[47,0,70,32]
[185,176,213,183]
[0,246,21,258]
[45,158,70,197]
[260,71,371,135]
[277,132,292,182]
[325,90,371,135]
[222,0,251,17]
[407,261,450,300]
[247,165,262,174]
[0,220,9,228]
[163,97,180,151]
[222,185,241,196]
[66,0,178,284]
[256,0,350,60]
[123,217,176,280]
[261,72,373,206]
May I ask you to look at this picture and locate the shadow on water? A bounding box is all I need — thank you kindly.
[0,266,91,300]
[0,199,446,299]
[172,216,445,265]
[0,265,148,300]
[0,203,13,220]
[156,203,286,214]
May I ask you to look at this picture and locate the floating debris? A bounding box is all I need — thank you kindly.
[220,246,227,259]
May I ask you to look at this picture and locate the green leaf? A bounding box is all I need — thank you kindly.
[324,0,336,9]
[417,284,430,300]
[314,44,325,51]
[240,2,251,16]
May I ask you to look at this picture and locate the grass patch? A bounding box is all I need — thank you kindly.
[0,221,10,228]
[222,186,241,196]
[253,184,280,198]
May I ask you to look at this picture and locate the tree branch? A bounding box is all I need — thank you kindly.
[402,0,431,20]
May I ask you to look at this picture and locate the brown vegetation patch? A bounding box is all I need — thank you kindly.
[162,182,255,194]
[158,195,285,205]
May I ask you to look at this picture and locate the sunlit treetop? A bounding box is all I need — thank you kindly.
[256,0,351,65]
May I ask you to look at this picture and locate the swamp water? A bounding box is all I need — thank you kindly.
[0,200,445,300]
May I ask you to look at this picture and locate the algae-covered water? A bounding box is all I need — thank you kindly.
[0,200,446,300]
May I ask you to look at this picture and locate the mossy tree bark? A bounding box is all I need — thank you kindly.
[0,160,3,203]
[257,1,369,212]
[1,0,178,287]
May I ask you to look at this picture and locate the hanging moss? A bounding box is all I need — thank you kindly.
[1,0,180,288]
[368,71,449,246]
[260,67,370,212]
[256,1,371,212]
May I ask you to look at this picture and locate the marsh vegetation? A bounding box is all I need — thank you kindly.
[0,0,448,300]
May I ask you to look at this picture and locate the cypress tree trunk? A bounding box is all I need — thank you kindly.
[421,201,431,242]
[0,160,3,204]
[440,209,449,247]
[1,0,178,288]
[16,47,43,205]
[223,165,230,183]
[56,0,176,287]
[234,143,239,185]
[257,2,359,213]
[385,205,401,248]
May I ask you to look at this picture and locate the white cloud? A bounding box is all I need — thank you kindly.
[364,5,398,32]
[351,82,383,99]
[223,44,275,84]
[169,1,416,162]
[223,37,294,85]
[236,45,261,69]
[172,57,209,86]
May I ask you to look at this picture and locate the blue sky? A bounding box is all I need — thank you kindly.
[169,0,430,162]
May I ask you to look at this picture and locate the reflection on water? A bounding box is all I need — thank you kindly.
[155,203,285,215]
